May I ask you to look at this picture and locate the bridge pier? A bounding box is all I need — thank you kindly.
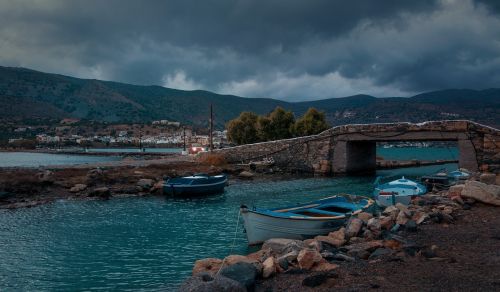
[331,141,377,174]
[458,139,479,171]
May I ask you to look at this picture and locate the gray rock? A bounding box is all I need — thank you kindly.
[405,220,418,232]
[277,250,299,265]
[219,262,258,290]
[87,168,103,179]
[90,187,111,199]
[461,180,500,206]
[70,184,87,193]
[36,170,54,184]
[369,248,393,259]
[179,272,246,292]
[330,252,355,262]
[480,173,496,185]
[367,218,381,232]
[345,218,363,238]
[262,238,304,257]
[238,171,255,179]
[137,178,154,190]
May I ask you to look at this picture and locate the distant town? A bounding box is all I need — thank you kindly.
[2,118,228,150]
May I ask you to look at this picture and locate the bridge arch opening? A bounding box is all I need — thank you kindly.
[333,138,478,175]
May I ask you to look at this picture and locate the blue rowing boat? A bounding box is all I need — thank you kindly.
[373,176,427,207]
[448,169,471,180]
[163,174,228,196]
[241,195,374,245]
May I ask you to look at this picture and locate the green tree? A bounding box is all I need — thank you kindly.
[257,116,272,141]
[226,112,259,145]
[267,107,295,140]
[294,108,330,136]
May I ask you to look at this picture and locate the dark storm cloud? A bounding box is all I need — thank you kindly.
[0,0,499,100]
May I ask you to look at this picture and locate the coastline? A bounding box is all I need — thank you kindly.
[0,156,309,209]
[181,176,500,291]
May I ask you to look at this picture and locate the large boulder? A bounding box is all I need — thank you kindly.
[412,211,430,225]
[179,272,246,292]
[192,258,223,275]
[345,218,363,238]
[367,218,381,232]
[70,184,87,193]
[379,216,395,230]
[223,255,262,273]
[89,187,111,199]
[86,168,103,179]
[314,235,344,248]
[276,250,299,266]
[480,173,496,185]
[382,205,399,220]
[303,239,322,251]
[329,227,346,242]
[356,212,373,223]
[396,210,410,225]
[448,184,465,197]
[297,248,323,270]
[262,256,276,278]
[343,240,384,253]
[137,178,154,190]
[262,238,304,257]
[219,262,258,290]
[461,180,500,206]
[312,259,339,272]
[238,171,255,179]
[36,170,54,184]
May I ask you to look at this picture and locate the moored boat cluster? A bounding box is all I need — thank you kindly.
[181,173,499,291]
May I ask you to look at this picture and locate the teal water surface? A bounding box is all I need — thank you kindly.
[0,148,459,290]
[86,148,182,153]
[0,152,122,168]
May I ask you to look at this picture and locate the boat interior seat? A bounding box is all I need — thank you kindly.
[296,208,346,216]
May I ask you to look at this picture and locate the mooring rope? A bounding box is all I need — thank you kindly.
[216,208,242,275]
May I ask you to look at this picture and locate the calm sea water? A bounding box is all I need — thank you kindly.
[0,152,122,168]
[0,147,458,290]
[86,148,182,153]
[377,146,458,161]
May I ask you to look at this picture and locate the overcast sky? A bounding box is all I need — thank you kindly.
[0,0,499,101]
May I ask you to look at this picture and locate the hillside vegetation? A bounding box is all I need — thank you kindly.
[1,66,498,128]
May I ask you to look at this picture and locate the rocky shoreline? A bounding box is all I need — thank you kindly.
[0,156,307,209]
[181,174,500,291]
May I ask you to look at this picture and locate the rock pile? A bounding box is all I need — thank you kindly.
[182,175,500,291]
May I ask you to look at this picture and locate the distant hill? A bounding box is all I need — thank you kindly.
[0,66,498,128]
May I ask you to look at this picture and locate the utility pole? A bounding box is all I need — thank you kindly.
[209,103,214,152]
[183,126,186,152]
[139,128,144,152]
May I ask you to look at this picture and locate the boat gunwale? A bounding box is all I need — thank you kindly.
[164,178,228,188]
[241,196,374,221]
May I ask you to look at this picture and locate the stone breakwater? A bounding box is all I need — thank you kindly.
[182,173,500,291]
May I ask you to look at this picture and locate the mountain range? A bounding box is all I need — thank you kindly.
[0,66,498,128]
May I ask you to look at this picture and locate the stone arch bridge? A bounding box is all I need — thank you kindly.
[209,120,500,175]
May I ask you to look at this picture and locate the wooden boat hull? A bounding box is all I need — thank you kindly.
[241,209,347,245]
[241,195,373,245]
[163,175,227,197]
[373,178,427,207]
